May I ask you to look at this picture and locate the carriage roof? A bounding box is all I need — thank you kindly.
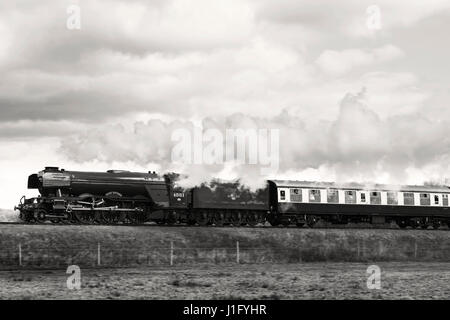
[269,180,450,193]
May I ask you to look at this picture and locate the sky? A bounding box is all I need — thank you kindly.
[1,0,450,209]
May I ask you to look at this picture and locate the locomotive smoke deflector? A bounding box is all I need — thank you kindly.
[27,174,40,189]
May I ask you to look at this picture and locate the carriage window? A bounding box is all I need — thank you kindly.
[309,189,321,203]
[420,193,430,206]
[279,190,285,201]
[290,188,302,202]
[443,194,449,206]
[327,189,339,203]
[360,193,366,203]
[434,195,440,205]
[387,192,398,205]
[345,190,356,204]
[403,192,414,205]
[370,191,381,205]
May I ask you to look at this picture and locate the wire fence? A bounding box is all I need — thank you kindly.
[2,239,450,269]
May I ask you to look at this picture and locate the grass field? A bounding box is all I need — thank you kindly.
[1,224,450,299]
[1,262,450,299]
[1,224,450,269]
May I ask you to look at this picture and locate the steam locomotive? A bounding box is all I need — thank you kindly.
[15,167,450,229]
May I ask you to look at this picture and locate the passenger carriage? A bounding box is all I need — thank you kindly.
[268,180,450,229]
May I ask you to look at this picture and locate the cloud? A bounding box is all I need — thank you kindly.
[316,45,404,76]
[255,0,450,38]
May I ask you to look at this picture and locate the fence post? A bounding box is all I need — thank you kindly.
[170,241,174,266]
[18,243,22,267]
[97,243,101,266]
[361,239,364,258]
[236,241,240,264]
[357,240,360,259]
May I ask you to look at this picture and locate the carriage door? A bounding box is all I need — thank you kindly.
[443,194,449,206]
[278,188,290,203]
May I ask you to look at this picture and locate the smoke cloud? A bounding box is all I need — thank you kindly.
[60,89,450,189]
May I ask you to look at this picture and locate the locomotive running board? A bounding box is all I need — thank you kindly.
[67,207,140,211]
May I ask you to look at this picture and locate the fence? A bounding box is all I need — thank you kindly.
[2,238,450,269]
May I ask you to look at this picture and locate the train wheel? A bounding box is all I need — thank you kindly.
[74,211,94,224]
[397,220,407,229]
[186,216,196,225]
[35,209,47,223]
[165,211,177,225]
[305,215,317,228]
[246,212,258,227]
[127,212,147,224]
[101,212,117,224]
[230,212,243,226]
[281,219,291,227]
[296,222,305,228]
[432,221,441,230]
[214,213,225,227]
[197,212,209,226]
[267,216,280,226]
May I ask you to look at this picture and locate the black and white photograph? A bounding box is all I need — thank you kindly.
[1,0,450,309]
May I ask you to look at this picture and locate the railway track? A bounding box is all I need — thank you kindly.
[1,220,449,231]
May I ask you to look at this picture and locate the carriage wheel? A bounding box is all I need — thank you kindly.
[397,220,407,229]
[306,215,317,228]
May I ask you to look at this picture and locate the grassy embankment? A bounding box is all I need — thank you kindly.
[1,224,450,269]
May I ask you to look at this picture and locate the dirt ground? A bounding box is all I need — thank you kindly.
[1,262,449,299]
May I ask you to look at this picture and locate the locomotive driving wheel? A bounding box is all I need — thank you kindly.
[101,211,126,224]
[74,211,95,224]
